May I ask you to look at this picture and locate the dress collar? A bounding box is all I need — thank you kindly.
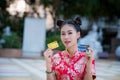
[65,49,78,58]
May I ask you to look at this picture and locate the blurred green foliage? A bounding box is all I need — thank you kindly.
[2,32,21,48]
[0,14,24,48]
[46,29,65,51]
[0,0,120,49]
[42,0,120,20]
[0,0,6,10]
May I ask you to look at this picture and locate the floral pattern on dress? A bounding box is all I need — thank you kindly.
[51,51,96,80]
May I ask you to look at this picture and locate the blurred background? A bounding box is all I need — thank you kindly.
[0,0,120,80]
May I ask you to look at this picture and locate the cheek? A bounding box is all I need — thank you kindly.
[71,35,78,41]
[71,34,77,38]
[60,35,64,42]
[60,34,66,39]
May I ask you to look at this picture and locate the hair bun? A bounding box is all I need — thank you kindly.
[57,19,64,29]
[74,17,82,26]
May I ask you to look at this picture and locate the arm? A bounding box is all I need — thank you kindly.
[84,60,93,80]
[44,49,57,80]
[84,48,96,80]
[46,62,56,80]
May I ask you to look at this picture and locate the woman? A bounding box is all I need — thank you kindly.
[44,17,96,80]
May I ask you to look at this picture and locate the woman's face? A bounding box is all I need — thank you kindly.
[60,24,80,48]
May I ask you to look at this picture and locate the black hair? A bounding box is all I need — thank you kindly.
[57,17,82,33]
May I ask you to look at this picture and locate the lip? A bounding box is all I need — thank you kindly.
[64,41,71,45]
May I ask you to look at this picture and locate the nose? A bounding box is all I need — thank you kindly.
[64,34,69,39]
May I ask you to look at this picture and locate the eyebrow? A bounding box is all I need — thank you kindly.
[67,30,73,32]
[61,30,73,32]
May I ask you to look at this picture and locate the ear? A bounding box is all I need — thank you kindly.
[77,32,80,39]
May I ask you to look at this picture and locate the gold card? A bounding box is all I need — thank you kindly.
[47,41,59,49]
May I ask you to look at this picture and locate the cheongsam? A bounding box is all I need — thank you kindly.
[51,51,96,80]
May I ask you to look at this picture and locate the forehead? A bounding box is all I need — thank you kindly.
[61,24,76,31]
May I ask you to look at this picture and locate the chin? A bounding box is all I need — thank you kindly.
[65,45,73,49]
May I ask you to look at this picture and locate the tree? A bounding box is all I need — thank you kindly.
[41,0,120,21]
[0,0,23,48]
[1,0,120,33]
[41,0,60,34]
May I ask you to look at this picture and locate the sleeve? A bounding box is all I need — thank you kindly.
[92,60,96,80]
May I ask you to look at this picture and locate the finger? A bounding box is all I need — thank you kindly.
[88,48,94,52]
[45,49,52,53]
[85,51,90,55]
[48,53,53,58]
[44,49,51,57]
[88,48,94,54]
[48,50,53,54]
[86,52,93,58]
[86,54,93,60]
[46,50,53,58]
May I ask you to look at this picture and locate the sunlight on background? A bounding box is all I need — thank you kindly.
[7,0,27,16]
[16,0,26,12]
[6,0,54,30]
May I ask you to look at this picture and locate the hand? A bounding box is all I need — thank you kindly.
[44,49,54,63]
[85,47,94,61]
[44,49,54,71]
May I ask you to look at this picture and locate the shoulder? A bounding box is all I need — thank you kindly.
[53,50,65,58]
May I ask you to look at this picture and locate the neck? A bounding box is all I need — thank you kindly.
[66,44,78,56]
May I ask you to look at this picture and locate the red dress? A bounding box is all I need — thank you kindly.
[51,51,96,80]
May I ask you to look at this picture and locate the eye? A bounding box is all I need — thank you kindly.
[68,32,72,34]
[61,33,65,35]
